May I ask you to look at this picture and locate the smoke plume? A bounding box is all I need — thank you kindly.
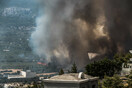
[30,0,132,67]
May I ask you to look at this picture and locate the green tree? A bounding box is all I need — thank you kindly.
[32,82,39,88]
[71,63,77,73]
[85,58,116,78]
[127,70,132,88]
[102,75,124,88]
[98,81,102,88]
[127,79,132,88]
[59,68,64,75]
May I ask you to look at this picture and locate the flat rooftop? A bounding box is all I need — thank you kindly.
[8,75,25,79]
[43,73,98,83]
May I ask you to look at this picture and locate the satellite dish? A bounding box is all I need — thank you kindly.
[78,72,84,79]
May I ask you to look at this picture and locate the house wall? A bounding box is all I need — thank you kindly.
[44,80,98,88]
[89,80,98,88]
[121,63,132,76]
[20,71,36,78]
[26,72,36,78]
[44,82,79,88]
[80,80,98,88]
[21,71,26,77]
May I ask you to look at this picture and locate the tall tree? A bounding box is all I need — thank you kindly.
[71,63,77,73]
[59,68,64,75]
[85,58,116,78]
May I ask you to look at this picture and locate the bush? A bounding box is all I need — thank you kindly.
[102,75,124,88]
[59,68,64,75]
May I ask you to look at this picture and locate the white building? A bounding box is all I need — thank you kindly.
[43,72,98,88]
[8,70,36,79]
[121,59,132,76]
[4,83,21,88]
[21,70,36,78]
[121,50,132,76]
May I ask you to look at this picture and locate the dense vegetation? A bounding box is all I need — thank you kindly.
[99,71,132,88]
[85,53,132,78]
[102,75,124,88]
[0,0,49,73]
[59,68,64,75]
[85,53,132,88]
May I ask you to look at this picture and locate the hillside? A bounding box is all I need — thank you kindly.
[0,0,48,72]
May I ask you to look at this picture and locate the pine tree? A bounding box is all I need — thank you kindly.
[71,62,77,73]
[127,70,132,88]
[102,75,124,88]
[59,68,64,75]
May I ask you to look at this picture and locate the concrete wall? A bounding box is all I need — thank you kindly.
[89,80,98,88]
[20,71,36,78]
[121,63,132,76]
[21,71,26,77]
[44,80,98,88]
[26,72,36,78]
[80,80,98,88]
[44,82,79,88]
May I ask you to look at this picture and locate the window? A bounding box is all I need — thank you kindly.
[92,85,96,88]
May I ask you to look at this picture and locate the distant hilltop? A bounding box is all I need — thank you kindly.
[0,7,36,18]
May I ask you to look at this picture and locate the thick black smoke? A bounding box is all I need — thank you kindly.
[104,0,132,53]
[31,0,132,68]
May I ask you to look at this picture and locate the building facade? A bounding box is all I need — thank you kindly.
[43,72,98,88]
[21,70,36,78]
[8,70,36,79]
[121,59,132,76]
[121,50,132,76]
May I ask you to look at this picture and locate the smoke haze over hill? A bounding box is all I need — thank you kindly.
[31,0,132,67]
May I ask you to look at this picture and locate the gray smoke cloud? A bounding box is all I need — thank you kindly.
[30,0,132,68]
[0,0,8,7]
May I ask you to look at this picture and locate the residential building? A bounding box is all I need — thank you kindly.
[121,58,132,76]
[8,70,36,79]
[43,72,98,88]
[121,50,132,76]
